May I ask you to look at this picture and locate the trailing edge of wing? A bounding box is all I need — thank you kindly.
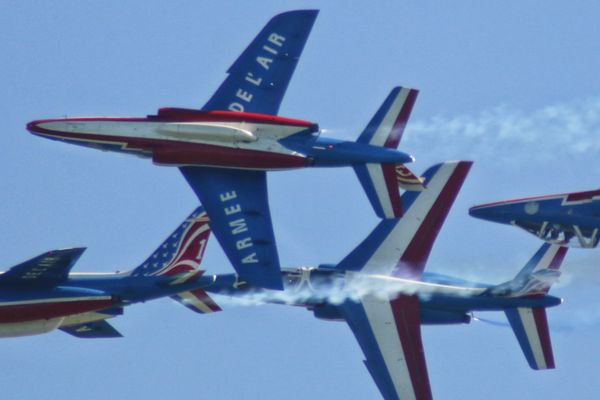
[202,10,318,115]
[0,248,86,290]
[180,166,283,290]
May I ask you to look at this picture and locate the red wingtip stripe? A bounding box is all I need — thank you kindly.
[394,161,472,278]
[549,246,568,270]
[532,308,555,369]
[390,295,433,400]
[384,89,419,149]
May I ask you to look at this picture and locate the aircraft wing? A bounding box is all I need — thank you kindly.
[202,10,318,115]
[337,161,472,278]
[341,294,432,400]
[0,248,86,290]
[180,166,283,290]
[60,320,123,339]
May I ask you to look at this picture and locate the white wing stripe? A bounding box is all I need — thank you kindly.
[362,162,457,275]
[362,295,417,400]
[518,307,547,369]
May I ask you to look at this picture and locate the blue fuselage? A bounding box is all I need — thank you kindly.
[203,267,561,325]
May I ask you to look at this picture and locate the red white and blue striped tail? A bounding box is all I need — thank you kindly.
[354,87,423,219]
[171,288,221,314]
[339,161,472,279]
[357,87,418,149]
[487,244,568,297]
[505,307,555,370]
[501,244,567,370]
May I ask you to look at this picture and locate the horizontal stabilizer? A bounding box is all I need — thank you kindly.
[355,163,403,218]
[354,163,425,219]
[0,248,86,290]
[60,319,123,339]
[171,288,221,314]
[505,307,554,370]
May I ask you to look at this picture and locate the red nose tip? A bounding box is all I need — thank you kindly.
[26,120,41,132]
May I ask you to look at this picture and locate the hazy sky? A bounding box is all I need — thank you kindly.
[2,1,600,399]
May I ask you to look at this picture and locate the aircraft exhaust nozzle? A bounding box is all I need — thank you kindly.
[158,123,258,142]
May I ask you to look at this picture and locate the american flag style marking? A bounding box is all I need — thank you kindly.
[132,209,210,277]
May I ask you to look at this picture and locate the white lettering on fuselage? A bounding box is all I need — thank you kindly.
[227,32,287,112]
[219,191,258,264]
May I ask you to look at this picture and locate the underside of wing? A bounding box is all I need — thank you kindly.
[180,166,283,290]
[202,10,318,115]
[341,295,432,400]
[60,319,123,339]
[0,248,86,290]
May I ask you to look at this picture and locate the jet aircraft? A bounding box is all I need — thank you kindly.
[0,206,218,338]
[26,10,424,291]
[470,188,600,248]
[200,161,568,400]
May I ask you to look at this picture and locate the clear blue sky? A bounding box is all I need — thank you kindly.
[2,1,600,399]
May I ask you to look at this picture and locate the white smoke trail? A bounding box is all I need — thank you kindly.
[403,96,600,163]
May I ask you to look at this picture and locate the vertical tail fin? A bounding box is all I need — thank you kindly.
[129,207,221,314]
[354,87,424,218]
[488,244,567,297]
[497,244,568,370]
[356,87,418,148]
[337,161,472,278]
[130,207,210,277]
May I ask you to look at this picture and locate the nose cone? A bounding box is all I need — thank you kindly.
[26,118,73,139]
[26,120,44,134]
[469,202,521,224]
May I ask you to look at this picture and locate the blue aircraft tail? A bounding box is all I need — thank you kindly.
[130,206,221,314]
[487,244,568,370]
[353,87,424,218]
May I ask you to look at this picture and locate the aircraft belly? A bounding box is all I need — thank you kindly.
[0,318,64,338]
[32,120,308,169]
[0,297,114,323]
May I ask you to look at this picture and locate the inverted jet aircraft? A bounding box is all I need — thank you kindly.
[27,10,423,290]
[470,188,600,248]
[0,207,218,338]
[201,161,568,400]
